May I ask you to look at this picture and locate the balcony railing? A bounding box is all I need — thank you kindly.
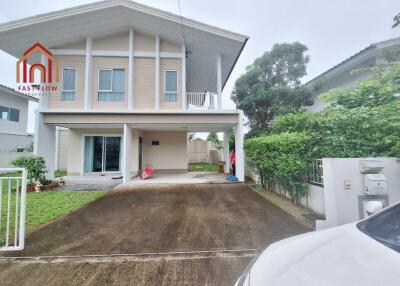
[186,92,216,110]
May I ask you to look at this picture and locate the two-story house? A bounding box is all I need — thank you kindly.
[0,0,248,182]
[0,84,38,152]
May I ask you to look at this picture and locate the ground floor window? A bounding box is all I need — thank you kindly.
[84,136,121,173]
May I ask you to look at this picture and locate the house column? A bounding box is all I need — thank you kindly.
[216,53,222,110]
[122,124,132,183]
[34,111,56,179]
[39,55,48,109]
[223,130,230,173]
[84,37,93,110]
[128,29,134,110]
[235,111,245,181]
[155,35,160,110]
[181,42,186,110]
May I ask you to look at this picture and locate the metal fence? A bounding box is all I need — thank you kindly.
[0,168,27,251]
[308,159,324,186]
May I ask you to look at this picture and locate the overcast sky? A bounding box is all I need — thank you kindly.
[1,0,399,133]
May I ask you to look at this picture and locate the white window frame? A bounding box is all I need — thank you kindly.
[164,69,178,103]
[97,68,125,102]
[61,67,77,101]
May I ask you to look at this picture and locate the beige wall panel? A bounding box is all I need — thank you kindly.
[134,58,156,109]
[134,32,155,51]
[53,40,86,50]
[93,33,129,51]
[143,131,187,170]
[160,39,181,53]
[57,130,69,170]
[48,55,85,109]
[91,57,129,109]
[160,58,182,110]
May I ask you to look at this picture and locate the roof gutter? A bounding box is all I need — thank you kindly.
[222,36,249,91]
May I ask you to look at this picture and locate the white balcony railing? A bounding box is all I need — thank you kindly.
[186,92,216,110]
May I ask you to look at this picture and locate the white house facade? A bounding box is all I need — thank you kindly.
[0,84,38,152]
[0,0,248,182]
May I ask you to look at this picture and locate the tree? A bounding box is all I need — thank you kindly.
[207,132,223,150]
[232,42,313,134]
[393,12,400,28]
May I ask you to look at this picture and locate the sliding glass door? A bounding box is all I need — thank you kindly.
[84,136,121,173]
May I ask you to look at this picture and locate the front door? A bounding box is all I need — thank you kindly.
[84,136,121,173]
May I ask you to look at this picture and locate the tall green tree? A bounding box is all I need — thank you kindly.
[232,42,313,135]
[393,12,400,28]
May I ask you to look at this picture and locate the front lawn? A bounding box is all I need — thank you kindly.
[0,172,107,244]
[189,163,219,172]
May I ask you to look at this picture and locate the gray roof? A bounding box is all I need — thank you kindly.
[305,36,400,86]
[0,84,39,102]
[0,0,249,94]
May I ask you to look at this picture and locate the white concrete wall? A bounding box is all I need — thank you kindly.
[300,184,325,216]
[318,158,400,230]
[0,133,33,152]
[0,151,33,168]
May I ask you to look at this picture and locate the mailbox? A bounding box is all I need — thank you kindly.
[363,174,387,195]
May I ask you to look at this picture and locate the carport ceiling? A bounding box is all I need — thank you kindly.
[0,0,248,93]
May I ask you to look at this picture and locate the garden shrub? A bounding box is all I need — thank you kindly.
[11,155,48,184]
[245,132,311,202]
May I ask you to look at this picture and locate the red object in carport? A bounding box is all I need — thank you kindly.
[140,166,154,179]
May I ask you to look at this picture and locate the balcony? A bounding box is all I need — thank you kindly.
[186,92,217,110]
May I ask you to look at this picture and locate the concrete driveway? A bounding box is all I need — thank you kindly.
[0,183,309,285]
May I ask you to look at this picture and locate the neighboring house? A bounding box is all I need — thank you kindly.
[306,36,400,111]
[0,84,38,152]
[0,0,248,182]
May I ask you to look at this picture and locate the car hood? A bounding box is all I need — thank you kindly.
[244,223,400,286]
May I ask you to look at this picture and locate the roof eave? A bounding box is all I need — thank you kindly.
[0,0,248,43]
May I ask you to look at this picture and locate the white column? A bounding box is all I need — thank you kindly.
[122,124,132,183]
[128,29,134,110]
[34,111,56,179]
[216,53,222,110]
[55,126,60,171]
[84,37,93,110]
[223,130,230,173]
[181,42,186,110]
[235,110,245,181]
[39,55,48,109]
[155,35,160,110]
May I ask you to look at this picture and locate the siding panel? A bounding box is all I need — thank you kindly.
[134,58,155,109]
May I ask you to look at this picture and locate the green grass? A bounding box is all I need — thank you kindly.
[0,172,107,245]
[55,170,67,178]
[189,163,219,172]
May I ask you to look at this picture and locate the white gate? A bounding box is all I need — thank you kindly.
[0,168,27,251]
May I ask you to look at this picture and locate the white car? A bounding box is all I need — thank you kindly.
[235,201,400,286]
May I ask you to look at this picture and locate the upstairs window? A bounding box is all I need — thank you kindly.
[98,69,125,102]
[164,70,178,103]
[0,106,19,122]
[61,68,76,101]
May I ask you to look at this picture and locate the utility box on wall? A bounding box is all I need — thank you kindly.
[363,174,387,195]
